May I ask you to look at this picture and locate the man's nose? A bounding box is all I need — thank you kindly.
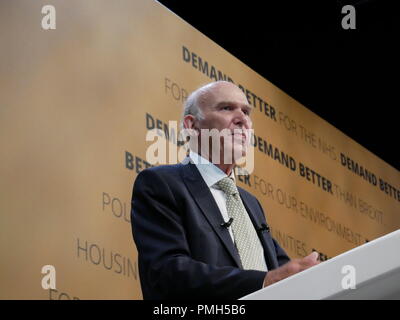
[233,110,251,128]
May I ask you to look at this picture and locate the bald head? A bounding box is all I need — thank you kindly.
[182,81,247,125]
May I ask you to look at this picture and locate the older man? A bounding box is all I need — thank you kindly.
[131,81,319,300]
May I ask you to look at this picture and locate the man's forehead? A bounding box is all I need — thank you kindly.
[206,82,247,104]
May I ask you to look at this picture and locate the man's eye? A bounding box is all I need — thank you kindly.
[222,106,232,110]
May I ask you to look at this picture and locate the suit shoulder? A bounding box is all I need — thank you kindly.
[135,163,184,182]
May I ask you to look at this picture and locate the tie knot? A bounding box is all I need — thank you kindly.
[216,177,238,196]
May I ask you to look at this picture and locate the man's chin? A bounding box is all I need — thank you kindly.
[228,145,248,164]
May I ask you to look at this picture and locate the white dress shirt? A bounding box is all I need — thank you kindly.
[188,151,238,242]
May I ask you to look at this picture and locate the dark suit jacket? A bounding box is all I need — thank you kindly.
[130,161,290,300]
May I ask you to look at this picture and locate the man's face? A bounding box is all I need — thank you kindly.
[194,82,253,163]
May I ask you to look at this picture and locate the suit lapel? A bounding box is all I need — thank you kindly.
[180,163,243,268]
[238,189,279,270]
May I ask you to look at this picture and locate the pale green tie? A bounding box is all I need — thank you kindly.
[216,177,268,272]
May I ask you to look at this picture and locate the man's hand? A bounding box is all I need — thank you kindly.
[263,251,320,287]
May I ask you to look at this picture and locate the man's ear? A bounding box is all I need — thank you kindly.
[183,115,198,130]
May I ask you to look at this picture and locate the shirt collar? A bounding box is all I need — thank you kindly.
[188,151,235,188]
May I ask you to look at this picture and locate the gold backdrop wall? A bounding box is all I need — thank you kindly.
[0,0,399,299]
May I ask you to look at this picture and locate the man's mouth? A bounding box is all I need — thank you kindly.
[231,131,248,143]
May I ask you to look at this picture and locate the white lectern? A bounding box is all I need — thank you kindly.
[241,229,400,300]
